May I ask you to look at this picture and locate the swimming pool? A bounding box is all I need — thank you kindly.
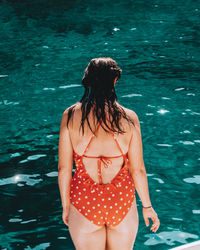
[0,0,199,249]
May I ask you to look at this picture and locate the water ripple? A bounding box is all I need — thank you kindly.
[161,97,171,100]
[59,84,81,89]
[180,130,191,134]
[10,152,21,158]
[172,218,183,221]
[46,171,58,177]
[183,175,200,184]
[121,93,142,97]
[43,87,55,91]
[21,219,37,224]
[0,174,43,186]
[174,87,185,91]
[9,218,22,223]
[1,100,19,105]
[152,177,164,184]
[0,227,55,249]
[192,210,200,214]
[19,154,46,163]
[24,242,51,250]
[179,141,195,145]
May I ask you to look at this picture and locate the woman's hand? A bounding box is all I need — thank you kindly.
[62,208,69,227]
[143,207,160,232]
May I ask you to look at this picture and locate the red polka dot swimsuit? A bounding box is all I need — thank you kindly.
[70,120,135,227]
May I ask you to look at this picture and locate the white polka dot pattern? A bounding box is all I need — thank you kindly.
[70,151,135,227]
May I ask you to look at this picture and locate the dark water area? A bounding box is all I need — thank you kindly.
[0,0,200,249]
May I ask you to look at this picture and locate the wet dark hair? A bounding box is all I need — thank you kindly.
[66,57,135,135]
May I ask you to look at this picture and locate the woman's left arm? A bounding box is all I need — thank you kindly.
[58,108,73,226]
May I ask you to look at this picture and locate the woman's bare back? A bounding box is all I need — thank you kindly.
[69,102,133,184]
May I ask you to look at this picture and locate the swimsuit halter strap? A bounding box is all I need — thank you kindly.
[82,119,125,157]
[81,118,127,185]
[107,127,125,156]
[82,119,103,156]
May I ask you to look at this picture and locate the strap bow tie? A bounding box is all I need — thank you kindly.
[97,157,112,184]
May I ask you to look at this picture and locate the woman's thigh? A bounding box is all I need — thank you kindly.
[106,197,139,250]
[68,202,106,250]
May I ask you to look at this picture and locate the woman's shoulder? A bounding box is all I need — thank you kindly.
[117,103,139,122]
[117,104,141,139]
[63,102,140,125]
[63,102,81,114]
[61,102,81,126]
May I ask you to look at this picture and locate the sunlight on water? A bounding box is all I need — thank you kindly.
[59,84,81,89]
[157,109,170,114]
[122,93,143,97]
[183,175,200,184]
[24,242,50,250]
[144,231,199,246]
[0,174,43,186]
[46,171,58,177]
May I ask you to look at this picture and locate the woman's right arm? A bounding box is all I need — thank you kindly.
[58,108,73,226]
[128,110,160,232]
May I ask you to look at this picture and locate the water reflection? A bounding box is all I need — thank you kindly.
[157,144,173,147]
[59,84,81,89]
[0,174,42,186]
[0,232,25,249]
[192,210,200,214]
[121,93,143,97]
[179,141,195,145]
[9,218,22,223]
[19,154,46,164]
[24,242,50,250]
[171,218,183,221]
[152,177,164,184]
[46,171,58,177]
[21,219,37,224]
[183,175,200,184]
[144,230,199,246]
[157,109,170,114]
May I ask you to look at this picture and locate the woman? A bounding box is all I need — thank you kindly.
[58,57,160,250]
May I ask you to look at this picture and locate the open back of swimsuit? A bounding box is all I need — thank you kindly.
[70,119,135,227]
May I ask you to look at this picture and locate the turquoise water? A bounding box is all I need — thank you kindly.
[0,0,200,249]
